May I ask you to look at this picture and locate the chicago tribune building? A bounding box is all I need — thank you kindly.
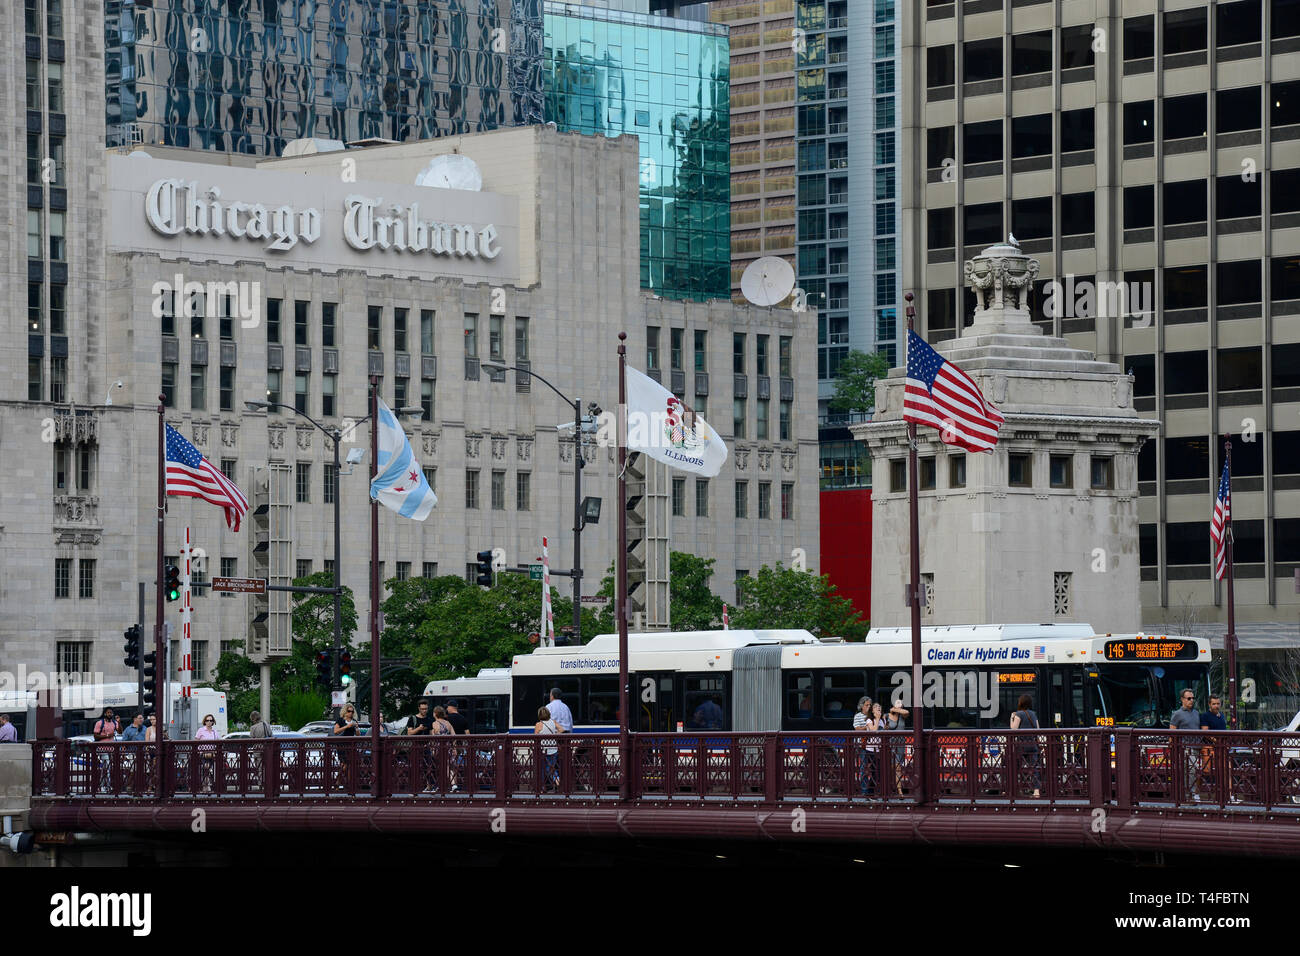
[4,123,819,686]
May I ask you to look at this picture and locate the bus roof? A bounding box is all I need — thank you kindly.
[553,629,821,654]
[865,623,1097,644]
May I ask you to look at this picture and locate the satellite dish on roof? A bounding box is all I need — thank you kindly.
[740,256,796,308]
[281,138,346,157]
[415,154,483,191]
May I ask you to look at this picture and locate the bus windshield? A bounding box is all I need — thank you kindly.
[1095,663,1209,727]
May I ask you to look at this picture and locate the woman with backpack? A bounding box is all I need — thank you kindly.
[1009,694,1042,799]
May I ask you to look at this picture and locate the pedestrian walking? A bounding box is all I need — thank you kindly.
[853,696,878,795]
[546,688,574,733]
[195,713,220,793]
[1170,690,1202,802]
[1009,694,1042,799]
[248,711,271,737]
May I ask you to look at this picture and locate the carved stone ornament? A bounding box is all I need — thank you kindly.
[558,439,574,463]
[516,438,533,461]
[422,433,440,457]
[1114,375,1132,408]
[221,424,239,447]
[296,426,314,450]
[734,448,749,471]
[582,442,598,464]
[491,436,507,461]
[465,434,482,459]
[53,406,98,444]
[963,245,1040,314]
[192,424,210,446]
[757,449,773,472]
[268,426,285,451]
[993,375,1009,404]
[781,450,797,473]
[55,530,101,546]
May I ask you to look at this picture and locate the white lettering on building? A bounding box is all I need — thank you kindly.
[145,179,320,252]
[342,195,501,260]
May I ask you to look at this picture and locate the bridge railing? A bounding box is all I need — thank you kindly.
[30,729,1300,808]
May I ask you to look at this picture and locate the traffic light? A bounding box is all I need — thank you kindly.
[141,651,157,708]
[315,650,331,689]
[164,564,181,602]
[475,549,494,587]
[339,650,353,687]
[122,625,141,670]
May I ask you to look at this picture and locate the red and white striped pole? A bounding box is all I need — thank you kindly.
[179,527,194,734]
[722,604,729,630]
[541,536,555,647]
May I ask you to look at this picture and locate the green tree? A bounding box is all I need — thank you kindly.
[669,551,726,630]
[731,562,867,641]
[828,350,891,416]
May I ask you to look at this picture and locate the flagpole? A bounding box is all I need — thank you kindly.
[155,396,167,769]
[369,376,382,792]
[616,332,630,801]
[1224,435,1238,728]
[904,292,926,805]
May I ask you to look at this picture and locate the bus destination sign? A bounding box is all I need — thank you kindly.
[1103,639,1198,661]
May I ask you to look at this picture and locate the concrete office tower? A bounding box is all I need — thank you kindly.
[709,0,798,306]
[855,242,1159,633]
[899,0,1300,636]
[103,0,545,155]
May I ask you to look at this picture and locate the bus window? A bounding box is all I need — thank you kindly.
[587,677,618,727]
[995,672,1038,728]
[635,674,675,731]
[821,670,865,723]
[473,697,507,734]
[1095,666,1159,727]
[512,677,548,726]
[683,675,727,730]
[786,672,812,720]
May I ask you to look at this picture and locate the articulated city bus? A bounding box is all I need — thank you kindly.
[419,669,511,734]
[506,625,1212,733]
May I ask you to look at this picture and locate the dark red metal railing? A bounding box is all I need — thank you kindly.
[31,729,1300,810]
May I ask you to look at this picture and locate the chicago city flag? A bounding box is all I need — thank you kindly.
[625,366,728,477]
[370,398,437,520]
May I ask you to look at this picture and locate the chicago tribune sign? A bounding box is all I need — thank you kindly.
[144,178,502,260]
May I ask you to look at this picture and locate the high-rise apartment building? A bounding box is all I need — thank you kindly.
[104,0,545,154]
[709,0,797,305]
[543,1,732,300]
[900,0,1300,633]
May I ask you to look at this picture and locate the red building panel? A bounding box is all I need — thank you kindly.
[819,488,872,621]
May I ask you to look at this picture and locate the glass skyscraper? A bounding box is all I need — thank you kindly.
[104,0,545,155]
[543,2,731,300]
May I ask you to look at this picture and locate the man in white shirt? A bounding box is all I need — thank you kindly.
[546,688,574,732]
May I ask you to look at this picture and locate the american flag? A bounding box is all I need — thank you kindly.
[903,329,1005,453]
[165,424,248,531]
[1211,460,1231,580]
[1032,645,1046,661]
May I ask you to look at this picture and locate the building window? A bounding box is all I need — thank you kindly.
[28,281,42,332]
[464,314,478,357]
[266,298,281,343]
[420,379,433,420]
[733,398,747,439]
[160,363,177,407]
[647,327,660,370]
[264,369,280,407]
[696,479,709,517]
[50,284,65,335]
[1090,457,1115,490]
[396,561,411,582]
[949,455,966,489]
[517,472,530,511]
[78,559,95,599]
[296,462,310,502]
[424,467,436,494]
[735,481,748,519]
[295,373,308,414]
[779,336,792,377]
[56,641,91,677]
[367,306,382,350]
[465,563,479,584]
[296,559,313,580]
[758,482,772,519]
[48,211,66,261]
[781,483,794,520]
[50,357,67,404]
[693,330,708,372]
[322,374,336,417]
[190,366,206,411]
[28,357,42,401]
[294,300,309,346]
[322,302,337,347]
[394,377,408,409]
[1053,572,1072,617]
[489,315,503,361]
[919,457,936,490]
[1008,453,1032,487]
[323,559,335,584]
[220,557,237,597]
[77,446,94,492]
[1050,455,1073,488]
[420,309,434,354]
[219,366,234,412]
[394,307,408,353]
[55,558,71,598]
[671,329,684,370]
[757,335,769,376]
[491,470,506,510]
[756,400,770,440]
[890,459,906,492]
[735,570,749,606]
[27,209,42,259]
[26,59,41,109]
[733,333,746,374]
[465,469,479,509]
[672,478,686,516]
[220,459,236,483]
[779,401,792,441]
[47,62,63,112]
[323,463,337,505]
[189,289,204,339]
[515,317,529,362]
[422,562,438,579]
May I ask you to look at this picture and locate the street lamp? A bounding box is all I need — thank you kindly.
[481,362,599,644]
[243,399,421,690]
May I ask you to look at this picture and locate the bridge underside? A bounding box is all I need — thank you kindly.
[28,802,1300,858]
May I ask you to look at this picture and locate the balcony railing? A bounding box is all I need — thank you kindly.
[828,226,848,239]
[828,122,848,134]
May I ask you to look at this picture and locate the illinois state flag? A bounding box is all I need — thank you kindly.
[369,399,437,520]
[625,366,728,477]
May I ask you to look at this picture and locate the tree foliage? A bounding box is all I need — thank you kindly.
[731,563,868,640]
[669,551,726,630]
[828,350,891,415]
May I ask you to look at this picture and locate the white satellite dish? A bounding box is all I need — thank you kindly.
[740,256,796,307]
[415,154,483,191]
